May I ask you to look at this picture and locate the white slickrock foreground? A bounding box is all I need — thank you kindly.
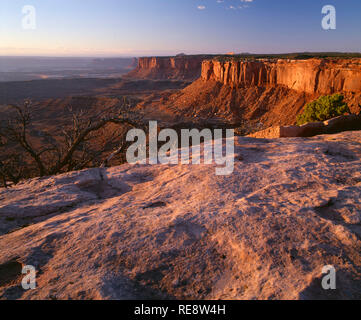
[1,131,361,300]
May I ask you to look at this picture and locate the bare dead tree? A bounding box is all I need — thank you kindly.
[0,135,8,188]
[2,101,48,176]
[100,135,129,168]
[0,98,145,185]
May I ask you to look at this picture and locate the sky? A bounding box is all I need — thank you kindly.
[0,0,360,57]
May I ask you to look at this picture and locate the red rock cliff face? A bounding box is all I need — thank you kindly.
[127,56,205,80]
[201,58,361,95]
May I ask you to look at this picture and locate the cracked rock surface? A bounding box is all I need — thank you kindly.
[1,131,361,300]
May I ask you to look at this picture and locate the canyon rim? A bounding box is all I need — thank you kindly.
[1,0,361,307]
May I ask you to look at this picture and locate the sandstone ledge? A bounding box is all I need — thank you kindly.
[1,132,361,300]
[248,114,361,139]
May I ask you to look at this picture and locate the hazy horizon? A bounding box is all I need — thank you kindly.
[2,51,361,59]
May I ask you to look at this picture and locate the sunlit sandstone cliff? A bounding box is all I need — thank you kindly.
[201,58,361,95]
[126,55,207,80]
[136,57,361,126]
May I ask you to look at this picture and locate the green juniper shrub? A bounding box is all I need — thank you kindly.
[296,94,351,125]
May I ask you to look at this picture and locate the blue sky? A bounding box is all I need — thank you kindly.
[0,0,360,56]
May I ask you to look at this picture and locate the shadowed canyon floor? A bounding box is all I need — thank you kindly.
[1,131,361,300]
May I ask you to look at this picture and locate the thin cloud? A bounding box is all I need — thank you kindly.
[222,0,254,10]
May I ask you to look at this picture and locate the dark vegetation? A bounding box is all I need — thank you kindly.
[297,94,351,125]
[216,52,361,62]
[144,52,361,61]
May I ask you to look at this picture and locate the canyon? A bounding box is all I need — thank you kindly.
[1,54,361,301]
[133,57,361,127]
